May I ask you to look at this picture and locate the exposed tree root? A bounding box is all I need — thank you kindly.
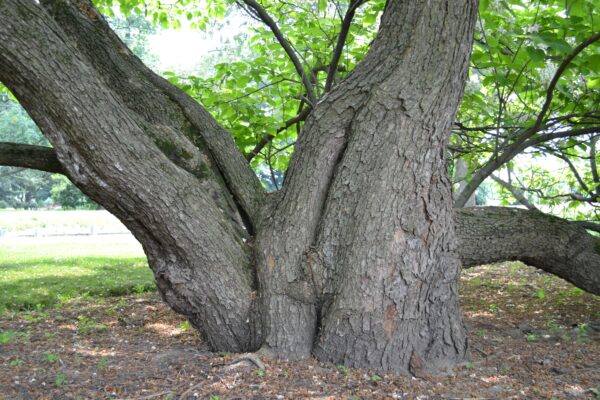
[214,352,267,372]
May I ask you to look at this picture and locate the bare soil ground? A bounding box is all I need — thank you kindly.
[1,262,599,399]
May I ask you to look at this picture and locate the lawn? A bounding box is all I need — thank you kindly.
[0,234,153,313]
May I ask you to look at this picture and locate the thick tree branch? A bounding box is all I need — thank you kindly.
[37,0,264,225]
[0,0,257,350]
[456,207,600,295]
[236,0,317,106]
[575,220,600,233]
[0,142,63,174]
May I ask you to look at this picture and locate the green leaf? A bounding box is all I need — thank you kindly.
[583,54,600,72]
[526,46,546,63]
[318,0,327,12]
[587,77,600,89]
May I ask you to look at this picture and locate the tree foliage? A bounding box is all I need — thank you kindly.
[452,0,599,215]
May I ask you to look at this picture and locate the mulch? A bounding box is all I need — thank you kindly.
[1,263,599,399]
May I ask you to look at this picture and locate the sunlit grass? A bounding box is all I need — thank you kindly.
[0,235,153,313]
[0,209,127,232]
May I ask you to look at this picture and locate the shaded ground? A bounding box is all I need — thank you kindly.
[1,262,599,399]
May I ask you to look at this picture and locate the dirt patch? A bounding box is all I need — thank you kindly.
[1,263,599,399]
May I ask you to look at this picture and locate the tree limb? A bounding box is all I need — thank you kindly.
[456,207,600,295]
[36,0,265,225]
[0,142,64,174]
[575,220,600,233]
[0,0,258,350]
[491,174,538,210]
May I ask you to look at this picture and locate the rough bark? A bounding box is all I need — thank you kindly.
[252,0,476,369]
[3,141,596,297]
[0,0,263,352]
[456,207,600,296]
[0,0,478,374]
[309,0,476,371]
[0,142,63,174]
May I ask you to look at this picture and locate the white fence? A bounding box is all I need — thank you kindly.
[0,226,130,238]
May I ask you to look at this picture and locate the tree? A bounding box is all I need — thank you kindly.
[50,174,95,209]
[0,98,96,209]
[0,97,53,208]
[0,0,598,375]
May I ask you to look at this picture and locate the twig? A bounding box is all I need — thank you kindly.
[179,383,204,400]
[131,390,177,400]
[324,0,368,92]
[472,347,490,358]
[245,107,310,161]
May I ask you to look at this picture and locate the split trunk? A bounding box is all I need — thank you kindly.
[1,0,477,372]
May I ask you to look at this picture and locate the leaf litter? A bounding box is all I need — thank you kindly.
[1,262,599,399]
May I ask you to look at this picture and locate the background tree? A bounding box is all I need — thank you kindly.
[0,97,53,209]
[50,175,95,209]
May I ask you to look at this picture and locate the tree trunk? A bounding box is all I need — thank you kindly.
[456,207,600,296]
[0,0,477,373]
[0,0,263,352]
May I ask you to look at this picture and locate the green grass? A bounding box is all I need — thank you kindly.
[0,235,153,313]
[0,209,127,232]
